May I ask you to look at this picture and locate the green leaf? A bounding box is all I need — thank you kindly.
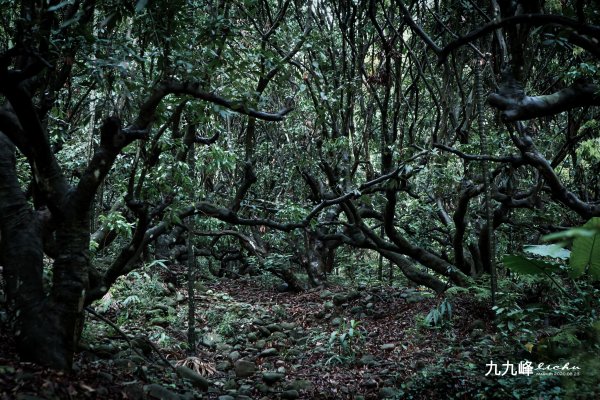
[570,217,600,280]
[328,331,337,344]
[523,244,571,260]
[135,0,149,12]
[543,227,598,242]
[502,255,562,275]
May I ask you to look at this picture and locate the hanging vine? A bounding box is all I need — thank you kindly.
[474,57,497,305]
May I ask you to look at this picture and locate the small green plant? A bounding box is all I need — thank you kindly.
[326,319,366,365]
[204,309,221,326]
[424,298,453,328]
[492,300,539,347]
[216,311,237,337]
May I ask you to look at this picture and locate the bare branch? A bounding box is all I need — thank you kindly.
[439,14,600,63]
[434,143,521,163]
[394,0,442,55]
[488,83,600,121]
[134,80,293,129]
[524,150,600,218]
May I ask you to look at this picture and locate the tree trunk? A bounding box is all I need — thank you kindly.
[301,230,336,287]
[0,133,88,369]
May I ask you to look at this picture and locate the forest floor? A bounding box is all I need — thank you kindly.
[0,273,595,399]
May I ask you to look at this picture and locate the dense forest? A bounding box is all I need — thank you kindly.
[0,0,599,398]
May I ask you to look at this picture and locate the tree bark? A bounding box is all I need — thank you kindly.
[0,133,87,369]
[488,83,599,121]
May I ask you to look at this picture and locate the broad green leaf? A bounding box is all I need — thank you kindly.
[543,227,598,241]
[135,0,149,12]
[502,255,562,275]
[570,217,600,280]
[523,244,570,260]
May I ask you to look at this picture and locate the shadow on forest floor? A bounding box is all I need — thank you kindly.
[1,275,598,399]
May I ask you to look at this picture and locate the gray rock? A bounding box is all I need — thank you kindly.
[331,317,342,326]
[238,384,253,395]
[287,349,302,357]
[257,326,271,337]
[256,383,271,394]
[281,389,300,399]
[289,329,305,340]
[123,383,144,400]
[176,365,209,390]
[228,351,241,361]
[333,294,348,306]
[270,332,287,341]
[260,347,279,357]
[218,396,235,400]
[262,372,285,385]
[351,306,364,314]
[359,354,377,366]
[129,355,146,365]
[223,379,238,390]
[180,392,196,400]
[281,322,296,330]
[286,379,314,391]
[378,387,398,399]
[259,314,273,323]
[216,342,232,352]
[144,384,181,400]
[266,323,282,332]
[112,358,136,369]
[362,379,378,388]
[277,282,290,292]
[234,360,256,378]
[380,343,395,351]
[93,343,118,355]
[216,361,232,371]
